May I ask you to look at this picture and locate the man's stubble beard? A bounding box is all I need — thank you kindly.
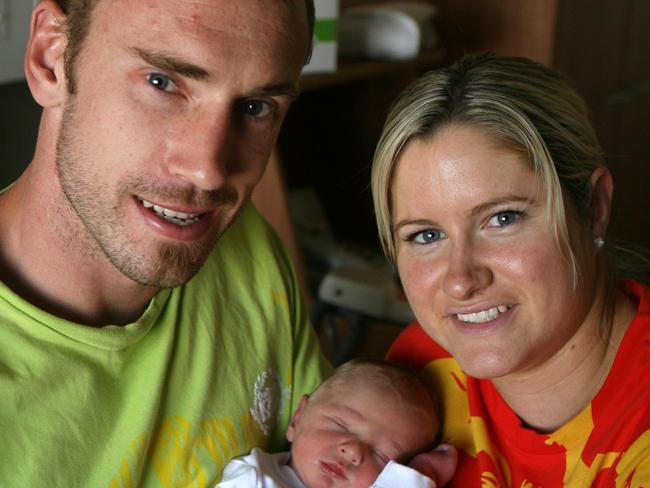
[54,99,229,289]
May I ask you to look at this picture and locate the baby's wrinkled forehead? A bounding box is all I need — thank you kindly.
[315,366,437,423]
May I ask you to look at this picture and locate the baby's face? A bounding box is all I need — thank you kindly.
[287,383,435,487]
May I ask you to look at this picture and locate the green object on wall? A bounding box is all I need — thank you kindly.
[314,18,338,42]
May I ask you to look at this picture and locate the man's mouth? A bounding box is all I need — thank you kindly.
[456,305,512,324]
[138,198,204,227]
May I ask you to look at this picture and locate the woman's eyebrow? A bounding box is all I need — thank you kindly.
[391,195,534,232]
[392,218,436,233]
[467,195,533,217]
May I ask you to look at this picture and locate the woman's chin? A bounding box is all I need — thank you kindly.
[455,350,518,380]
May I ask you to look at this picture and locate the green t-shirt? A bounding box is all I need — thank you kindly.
[0,204,331,487]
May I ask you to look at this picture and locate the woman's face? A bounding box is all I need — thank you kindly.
[391,125,595,380]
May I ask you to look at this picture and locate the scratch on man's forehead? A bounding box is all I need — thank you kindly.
[169,0,302,41]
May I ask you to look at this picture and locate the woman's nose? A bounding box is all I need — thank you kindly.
[339,440,365,466]
[442,241,492,300]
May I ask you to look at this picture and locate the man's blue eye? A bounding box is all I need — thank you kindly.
[489,210,522,227]
[243,100,272,118]
[147,73,174,92]
[412,229,444,244]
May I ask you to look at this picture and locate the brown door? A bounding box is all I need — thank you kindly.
[554,0,650,248]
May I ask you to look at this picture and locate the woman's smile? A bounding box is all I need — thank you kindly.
[455,304,512,324]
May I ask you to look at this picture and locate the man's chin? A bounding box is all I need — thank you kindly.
[111,241,213,289]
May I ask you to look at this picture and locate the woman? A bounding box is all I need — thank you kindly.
[371,53,649,486]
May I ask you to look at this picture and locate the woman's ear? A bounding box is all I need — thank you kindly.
[589,166,614,240]
[25,1,69,108]
[286,395,309,443]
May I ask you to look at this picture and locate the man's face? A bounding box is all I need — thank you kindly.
[55,0,308,287]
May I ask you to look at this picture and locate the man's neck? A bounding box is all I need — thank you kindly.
[0,153,158,327]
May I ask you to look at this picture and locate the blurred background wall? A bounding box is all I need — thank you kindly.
[1,0,648,248]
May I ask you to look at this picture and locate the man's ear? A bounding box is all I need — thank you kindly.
[286,395,309,443]
[25,1,69,107]
[589,166,614,240]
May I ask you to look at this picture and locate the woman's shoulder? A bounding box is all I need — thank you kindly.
[386,323,452,372]
[618,280,650,353]
[624,279,650,315]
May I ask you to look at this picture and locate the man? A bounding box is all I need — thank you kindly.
[0,0,329,485]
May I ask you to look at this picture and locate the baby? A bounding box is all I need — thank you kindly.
[217,359,457,487]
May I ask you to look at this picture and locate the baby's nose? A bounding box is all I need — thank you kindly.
[339,440,365,466]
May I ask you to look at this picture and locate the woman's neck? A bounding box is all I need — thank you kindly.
[491,285,637,433]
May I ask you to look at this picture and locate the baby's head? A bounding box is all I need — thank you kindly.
[287,359,438,487]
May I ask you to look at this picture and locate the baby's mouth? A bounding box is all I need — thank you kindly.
[320,461,347,480]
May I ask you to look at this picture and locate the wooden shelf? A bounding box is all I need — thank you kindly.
[299,48,446,91]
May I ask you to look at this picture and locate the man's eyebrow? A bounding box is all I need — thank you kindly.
[130,47,300,99]
[252,83,301,101]
[130,47,210,80]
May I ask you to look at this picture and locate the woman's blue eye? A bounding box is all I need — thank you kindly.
[147,73,176,92]
[411,229,444,244]
[488,210,522,227]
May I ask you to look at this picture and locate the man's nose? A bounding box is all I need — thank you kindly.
[166,109,232,191]
[339,440,365,466]
[442,239,493,300]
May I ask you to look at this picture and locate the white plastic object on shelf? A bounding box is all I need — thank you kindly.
[338,1,439,61]
[317,266,415,324]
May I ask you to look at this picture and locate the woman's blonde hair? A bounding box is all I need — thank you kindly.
[372,53,605,286]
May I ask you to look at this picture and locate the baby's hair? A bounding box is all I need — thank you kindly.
[312,359,439,436]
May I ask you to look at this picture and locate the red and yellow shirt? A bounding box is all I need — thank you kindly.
[388,281,650,487]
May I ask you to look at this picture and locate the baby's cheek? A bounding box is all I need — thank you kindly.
[357,462,384,487]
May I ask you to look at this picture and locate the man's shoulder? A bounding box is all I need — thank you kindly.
[197,203,288,276]
[216,203,285,260]
[180,202,300,329]
[222,202,272,241]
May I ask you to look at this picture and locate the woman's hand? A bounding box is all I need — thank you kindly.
[408,444,459,487]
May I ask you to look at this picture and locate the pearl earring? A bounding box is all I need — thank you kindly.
[594,237,605,248]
